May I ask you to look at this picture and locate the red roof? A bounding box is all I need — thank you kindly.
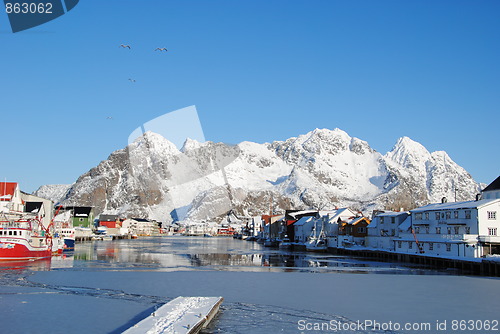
[0,182,18,202]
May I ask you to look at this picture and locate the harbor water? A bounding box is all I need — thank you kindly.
[1,236,499,333]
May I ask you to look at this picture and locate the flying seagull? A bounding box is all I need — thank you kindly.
[128,78,136,82]
[120,44,131,49]
[155,48,168,52]
[106,116,113,120]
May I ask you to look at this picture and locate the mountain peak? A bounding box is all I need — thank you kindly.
[181,137,202,153]
[385,136,431,169]
[131,131,179,154]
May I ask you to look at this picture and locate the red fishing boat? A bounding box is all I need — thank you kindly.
[0,212,53,261]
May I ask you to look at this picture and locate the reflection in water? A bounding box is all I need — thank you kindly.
[0,236,462,274]
[26,236,458,275]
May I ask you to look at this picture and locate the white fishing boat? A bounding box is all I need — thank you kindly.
[306,218,327,252]
[53,209,75,251]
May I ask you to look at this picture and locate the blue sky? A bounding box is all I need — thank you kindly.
[1,0,498,193]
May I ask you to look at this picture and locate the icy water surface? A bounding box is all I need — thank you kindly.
[60,236,463,274]
[1,237,499,334]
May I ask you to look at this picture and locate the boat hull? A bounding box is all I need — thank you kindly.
[0,238,51,260]
[63,237,75,250]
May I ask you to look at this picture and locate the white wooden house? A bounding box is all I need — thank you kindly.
[482,176,500,200]
[21,192,54,228]
[366,211,410,251]
[395,198,500,258]
[293,216,316,243]
[322,208,360,248]
[122,218,156,236]
[0,182,23,213]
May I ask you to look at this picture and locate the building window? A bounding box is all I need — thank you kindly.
[425,226,429,234]
[447,227,451,234]
[465,227,470,234]
[454,226,460,234]
[415,227,420,233]
[429,243,434,251]
[436,227,441,234]
[398,241,402,248]
[446,212,451,219]
[488,228,497,236]
[465,210,471,219]
[435,212,440,220]
[391,217,395,224]
[409,242,413,249]
[454,211,459,219]
[425,213,429,220]
[357,227,366,234]
[391,229,395,236]
[488,211,497,220]
[446,244,451,252]
[380,217,384,224]
[79,218,84,222]
[415,213,422,220]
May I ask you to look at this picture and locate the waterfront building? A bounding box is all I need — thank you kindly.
[337,216,370,248]
[0,182,23,212]
[396,198,500,258]
[366,211,410,251]
[482,176,500,200]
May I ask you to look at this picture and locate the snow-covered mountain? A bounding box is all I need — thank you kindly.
[35,129,481,222]
[33,184,73,203]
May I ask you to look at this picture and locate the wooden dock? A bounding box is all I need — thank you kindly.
[327,247,500,276]
[123,296,223,334]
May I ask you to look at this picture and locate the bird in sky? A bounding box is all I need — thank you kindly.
[155,48,168,52]
[120,44,131,49]
[106,116,113,120]
[128,78,136,83]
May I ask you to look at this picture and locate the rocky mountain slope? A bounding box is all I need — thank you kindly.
[35,129,481,222]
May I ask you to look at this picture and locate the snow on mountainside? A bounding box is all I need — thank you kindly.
[35,129,482,222]
[33,184,72,203]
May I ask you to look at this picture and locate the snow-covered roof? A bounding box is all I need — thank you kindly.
[374,211,409,217]
[294,216,315,226]
[410,198,500,213]
[482,176,500,192]
[344,216,369,225]
[288,210,317,219]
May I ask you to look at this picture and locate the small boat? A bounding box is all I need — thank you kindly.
[52,210,75,251]
[305,219,327,252]
[305,237,327,252]
[101,235,113,241]
[279,236,292,250]
[264,238,279,247]
[60,228,76,251]
[0,212,52,261]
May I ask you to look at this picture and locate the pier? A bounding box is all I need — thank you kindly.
[327,247,500,277]
[123,296,223,334]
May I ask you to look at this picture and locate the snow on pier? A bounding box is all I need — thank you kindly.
[123,296,223,334]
